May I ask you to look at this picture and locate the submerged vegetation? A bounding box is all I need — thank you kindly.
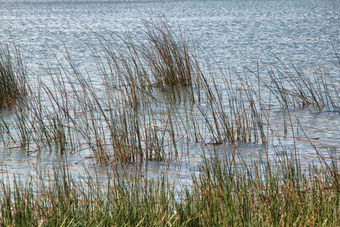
[0,22,339,225]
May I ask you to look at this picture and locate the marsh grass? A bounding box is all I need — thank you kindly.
[0,22,339,225]
[0,43,27,110]
[0,146,338,226]
[0,22,270,164]
[1,22,339,165]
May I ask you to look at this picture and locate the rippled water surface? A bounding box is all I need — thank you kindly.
[1,0,339,184]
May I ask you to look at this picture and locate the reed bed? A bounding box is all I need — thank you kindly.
[0,22,270,164]
[0,23,338,163]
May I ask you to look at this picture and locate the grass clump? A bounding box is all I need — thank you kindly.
[0,43,27,110]
[142,21,198,88]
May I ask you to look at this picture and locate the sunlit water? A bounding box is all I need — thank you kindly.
[1,0,339,187]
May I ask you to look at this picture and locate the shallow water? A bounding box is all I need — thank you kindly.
[1,0,339,185]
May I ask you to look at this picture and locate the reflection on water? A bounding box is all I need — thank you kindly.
[0,0,339,185]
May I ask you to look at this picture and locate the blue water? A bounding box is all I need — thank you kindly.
[1,0,340,71]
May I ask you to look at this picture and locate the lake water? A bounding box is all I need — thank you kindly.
[1,0,339,185]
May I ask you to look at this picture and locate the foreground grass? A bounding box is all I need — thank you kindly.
[0,151,339,226]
